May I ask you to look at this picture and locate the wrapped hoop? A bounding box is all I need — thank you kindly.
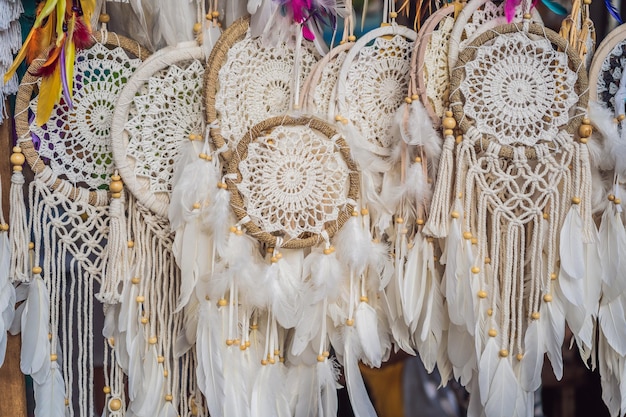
[588,23,626,111]
[226,115,359,249]
[111,42,207,218]
[204,17,319,161]
[14,32,149,206]
[449,22,589,159]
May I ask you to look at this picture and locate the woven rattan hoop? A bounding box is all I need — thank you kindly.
[412,5,455,126]
[226,115,359,249]
[447,0,542,75]
[299,41,353,114]
[204,17,249,161]
[14,31,149,206]
[110,42,206,218]
[588,23,626,102]
[449,22,589,159]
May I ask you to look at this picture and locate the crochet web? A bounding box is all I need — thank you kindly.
[237,125,350,239]
[215,36,318,149]
[459,32,578,146]
[597,39,626,114]
[29,42,141,191]
[125,59,205,198]
[342,34,413,148]
[312,50,349,117]
[424,16,454,119]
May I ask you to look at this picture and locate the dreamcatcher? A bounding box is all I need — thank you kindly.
[424,13,593,416]
[559,0,595,68]
[106,1,221,416]
[9,3,149,415]
[585,22,626,417]
[446,0,543,73]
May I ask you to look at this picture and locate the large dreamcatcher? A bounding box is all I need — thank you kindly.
[425,16,592,416]
[107,2,222,416]
[11,19,149,417]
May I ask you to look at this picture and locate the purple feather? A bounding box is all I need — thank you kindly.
[59,43,73,110]
[605,0,623,24]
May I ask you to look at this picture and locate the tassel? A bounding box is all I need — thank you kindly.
[424,134,455,238]
[9,147,28,283]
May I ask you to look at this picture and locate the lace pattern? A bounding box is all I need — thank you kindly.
[424,16,454,119]
[460,32,578,146]
[312,50,348,117]
[125,59,205,197]
[30,42,141,190]
[215,34,318,149]
[237,125,350,238]
[597,39,626,113]
[343,34,413,148]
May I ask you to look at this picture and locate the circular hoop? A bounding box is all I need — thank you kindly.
[14,32,149,206]
[412,5,455,126]
[588,23,626,110]
[332,24,417,152]
[226,115,359,249]
[299,42,353,116]
[447,0,542,75]
[204,17,319,161]
[449,22,589,159]
[111,43,207,218]
[204,17,249,159]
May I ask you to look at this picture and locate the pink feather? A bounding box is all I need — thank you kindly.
[504,0,521,22]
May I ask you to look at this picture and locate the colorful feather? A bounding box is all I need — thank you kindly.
[36,63,63,126]
[541,0,568,15]
[504,0,522,22]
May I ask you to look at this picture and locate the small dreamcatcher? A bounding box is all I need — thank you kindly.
[11,8,149,416]
[425,16,592,416]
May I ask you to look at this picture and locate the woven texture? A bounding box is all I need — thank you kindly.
[310,46,351,117]
[596,39,626,113]
[423,16,454,121]
[338,32,415,149]
[28,42,142,191]
[459,31,578,146]
[227,116,359,248]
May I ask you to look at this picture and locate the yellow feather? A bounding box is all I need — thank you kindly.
[56,0,66,45]
[65,40,76,101]
[34,0,59,29]
[80,0,96,30]
[36,65,62,126]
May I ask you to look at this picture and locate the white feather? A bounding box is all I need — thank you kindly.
[130,346,165,416]
[33,363,65,417]
[304,249,348,303]
[599,297,626,356]
[20,275,51,383]
[270,249,304,329]
[401,238,424,327]
[559,207,585,279]
[203,187,233,258]
[157,401,178,417]
[287,365,318,417]
[407,100,443,176]
[478,337,499,405]
[196,300,225,417]
[223,348,251,417]
[520,319,545,392]
[588,101,618,171]
[334,217,374,277]
[343,326,377,417]
[484,358,518,417]
[543,295,565,380]
[128,330,145,401]
[317,359,339,417]
[599,206,626,299]
[291,302,324,356]
[355,301,382,367]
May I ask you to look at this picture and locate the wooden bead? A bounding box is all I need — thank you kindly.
[499,349,509,358]
[531,312,540,320]
[157,356,165,363]
[359,296,369,302]
[404,97,412,104]
[131,277,140,284]
[488,328,497,337]
[148,336,157,345]
[99,13,110,23]
[395,217,404,224]
[218,298,227,307]
[571,197,581,205]
[346,318,354,326]
[487,308,493,316]
[550,272,557,280]
[543,294,553,302]
[451,211,460,219]
[442,115,456,130]
[416,219,424,226]
[103,386,111,394]
[109,180,123,193]
[615,198,622,205]
[348,35,356,42]
[10,151,24,167]
[608,194,616,201]
[32,266,42,274]
[127,240,134,248]
[578,122,592,138]
[50,354,58,361]
[389,11,398,18]
[108,398,122,411]
[28,242,35,249]
[360,208,369,216]
[516,353,524,361]
[165,394,173,402]
[463,231,472,240]
[523,13,532,19]
[471,266,480,274]
[140,317,148,324]
[484,257,491,264]
[193,22,202,34]
[317,354,325,362]
[477,290,487,299]
[0,224,8,231]
[225,339,234,346]
[136,296,145,303]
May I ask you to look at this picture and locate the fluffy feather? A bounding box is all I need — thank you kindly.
[21,275,51,383]
[270,249,304,329]
[334,216,374,277]
[33,363,65,417]
[203,186,233,258]
[303,248,347,303]
[317,359,339,417]
[407,100,442,176]
[588,101,618,171]
[478,337,499,404]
